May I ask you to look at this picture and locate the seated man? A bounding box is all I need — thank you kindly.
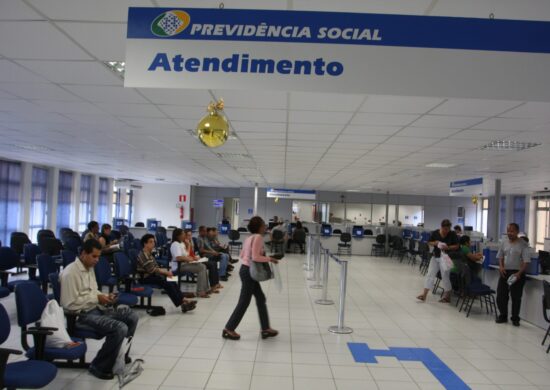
[198,227,230,282]
[459,235,483,284]
[83,221,100,242]
[137,234,196,313]
[60,239,139,380]
[210,227,237,265]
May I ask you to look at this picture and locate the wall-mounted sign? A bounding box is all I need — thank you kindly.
[450,177,483,196]
[266,188,316,200]
[126,8,550,100]
[248,208,253,215]
[213,199,224,208]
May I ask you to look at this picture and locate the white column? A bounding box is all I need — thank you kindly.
[526,196,534,238]
[506,195,514,226]
[19,162,33,236]
[107,178,114,224]
[491,179,502,241]
[90,175,100,221]
[119,190,129,221]
[47,167,59,233]
[73,173,81,232]
[253,184,258,216]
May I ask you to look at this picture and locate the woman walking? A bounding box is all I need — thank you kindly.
[223,216,279,340]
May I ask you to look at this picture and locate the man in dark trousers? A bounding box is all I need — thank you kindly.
[496,222,531,326]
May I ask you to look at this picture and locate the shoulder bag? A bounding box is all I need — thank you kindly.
[249,234,273,282]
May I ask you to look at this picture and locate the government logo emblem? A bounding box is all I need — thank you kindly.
[151,10,190,37]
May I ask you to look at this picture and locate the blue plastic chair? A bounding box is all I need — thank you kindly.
[94,258,138,307]
[14,282,87,365]
[23,243,39,280]
[0,247,34,292]
[36,254,58,295]
[61,250,76,268]
[114,252,153,309]
[0,303,57,389]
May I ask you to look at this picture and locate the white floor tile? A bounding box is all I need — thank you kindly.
[250,375,294,390]
[205,373,251,389]
[294,377,337,390]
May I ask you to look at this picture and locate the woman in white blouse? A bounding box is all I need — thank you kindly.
[170,228,210,298]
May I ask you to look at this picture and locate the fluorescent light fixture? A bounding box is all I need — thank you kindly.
[104,61,125,78]
[425,163,456,168]
[346,189,360,192]
[480,140,541,151]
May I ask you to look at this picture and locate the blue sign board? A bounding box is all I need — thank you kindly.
[128,8,550,54]
[146,219,159,231]
[450,177,483,196]
[213,199,224,208]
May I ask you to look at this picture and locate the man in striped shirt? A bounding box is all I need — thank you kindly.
[137,234,196,313]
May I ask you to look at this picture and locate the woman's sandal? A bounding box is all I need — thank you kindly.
[439,296,451,303]
[198,292,210,298]
[261,329,279,339]
[222,329,240,340]
[416,295,426,302]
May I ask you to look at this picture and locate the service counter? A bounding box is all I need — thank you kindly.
[129,227,176,239]
[483,265,550,329]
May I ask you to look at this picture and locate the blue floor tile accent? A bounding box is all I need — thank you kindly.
[348,342,471,390]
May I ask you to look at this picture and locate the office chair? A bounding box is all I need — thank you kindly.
[0,303,57,389]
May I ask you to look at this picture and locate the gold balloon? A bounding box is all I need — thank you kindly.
[196,99,229,148]
[471,195,478,205]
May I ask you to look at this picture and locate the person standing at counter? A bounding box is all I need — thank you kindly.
[496,223,531,327]
[416,219,459,303]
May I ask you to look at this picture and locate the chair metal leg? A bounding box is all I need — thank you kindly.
[542,325,550,346]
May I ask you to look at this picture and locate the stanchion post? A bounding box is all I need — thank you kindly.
[307,237,317,281]
[304,234,312,271]
[328,259,353,334]
[315,248,334,305]
[310,239,323,289]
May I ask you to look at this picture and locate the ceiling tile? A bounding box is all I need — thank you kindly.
[360,95,443,114]
[473,117,547,131]
[0,60,47,83]
[26,0,154,22]
[0,82,78,100]
[16,60,121,85]
[0,21,91,60]
[500,102,550,119]
[430,98,522,117]
[97,103,165,117]
[56,22,126,61]
[63,85,148,103]
[412,115,485,129]
[290,92,364,111]
[289,111,353,125]
[397,127,461,138]
[343,125,402,136]
[351,113,419,126]
[213,89,287,109]
[293,0,432,14]
[33,100,105,115]
[227,108,286,122]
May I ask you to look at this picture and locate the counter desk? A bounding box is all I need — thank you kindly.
[483,265,550,329]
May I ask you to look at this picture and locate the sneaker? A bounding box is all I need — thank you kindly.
[512,320,520,327]
[220,276,229,282]
[495,317,508,324]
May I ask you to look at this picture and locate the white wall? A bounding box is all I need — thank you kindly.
[132,183,191,228]
[398,205,423,225]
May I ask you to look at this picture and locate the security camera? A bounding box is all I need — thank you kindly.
[545,187,548,191]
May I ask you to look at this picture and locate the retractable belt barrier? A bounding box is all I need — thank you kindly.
[306,236,353,334]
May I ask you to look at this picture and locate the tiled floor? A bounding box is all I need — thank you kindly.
[3,253,550,389]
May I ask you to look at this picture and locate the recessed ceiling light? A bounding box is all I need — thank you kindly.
[155,178,165,181]
[104,61,125,78]
[425,163,456,168]
[480,140,541,151]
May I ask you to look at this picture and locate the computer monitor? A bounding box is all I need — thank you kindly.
[539,250,550,274]
[321,224,332,236]
[464,226,473,231]
[352,225,364,237]
[268,222,277,230]
[219,223,230,234]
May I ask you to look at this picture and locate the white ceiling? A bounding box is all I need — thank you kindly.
[0,0,549,195]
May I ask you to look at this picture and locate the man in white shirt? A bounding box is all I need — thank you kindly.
[495,223,531,326]
[60,239,139,380]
